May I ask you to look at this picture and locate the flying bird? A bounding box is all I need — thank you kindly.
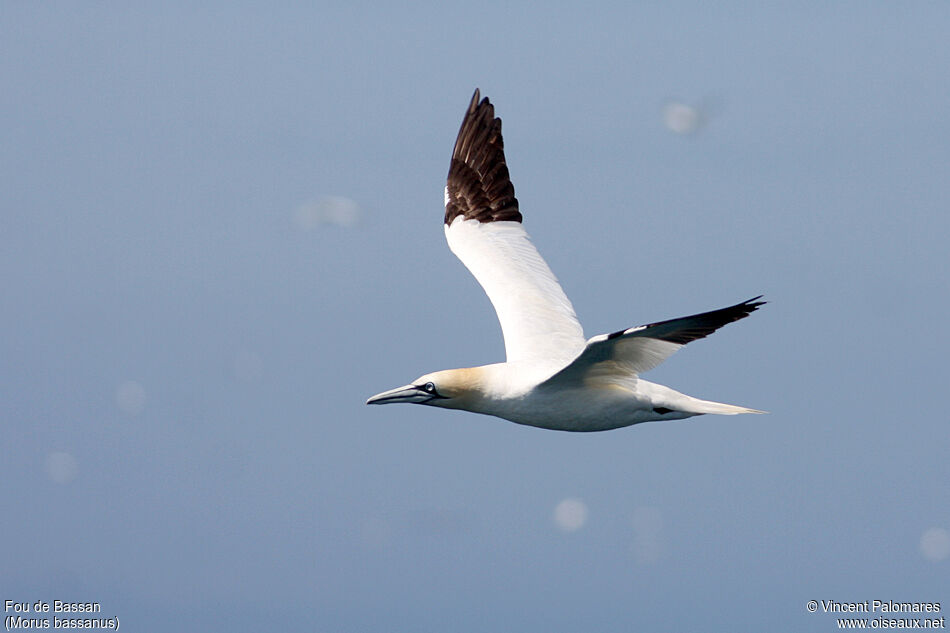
[367,90,765,432]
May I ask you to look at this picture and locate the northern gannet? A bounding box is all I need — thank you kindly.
[367,90,765,432]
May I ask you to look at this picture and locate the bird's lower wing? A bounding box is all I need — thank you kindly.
[539,297,765,389]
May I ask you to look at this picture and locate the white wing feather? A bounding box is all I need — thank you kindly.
[445,216,586,368]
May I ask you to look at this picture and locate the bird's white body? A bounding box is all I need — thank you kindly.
[367,90,765,432]
[433,363,705,432]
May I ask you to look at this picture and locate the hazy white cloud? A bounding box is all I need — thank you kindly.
[293,195,361,230]
[631,506,665,564]
[45,451,78,484]
[920,527,950,562]
[553,498,588,532]
[115,380,147,416]
[662,101,704,135]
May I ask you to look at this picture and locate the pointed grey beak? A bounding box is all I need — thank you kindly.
[366,384,429,405]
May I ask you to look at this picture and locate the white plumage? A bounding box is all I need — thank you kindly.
[444,216,585,369]
[367,90,765,432]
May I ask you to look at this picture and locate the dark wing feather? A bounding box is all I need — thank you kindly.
[444,89,522,226]
[604,296,766,344]
[540,297,766,386]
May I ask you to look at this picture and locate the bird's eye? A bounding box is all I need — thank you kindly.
[423,382,436,393]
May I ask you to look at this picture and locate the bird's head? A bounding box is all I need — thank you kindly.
[366,368,488,409]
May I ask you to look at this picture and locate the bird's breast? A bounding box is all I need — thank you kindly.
[473,385,661,432]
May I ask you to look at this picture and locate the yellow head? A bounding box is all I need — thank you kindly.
[366,367,489,410]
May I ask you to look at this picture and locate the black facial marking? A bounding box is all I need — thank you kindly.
[416,382,448,401]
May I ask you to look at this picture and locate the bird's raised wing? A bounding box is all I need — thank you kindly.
[539,297,765,389]
[444,90,586,367]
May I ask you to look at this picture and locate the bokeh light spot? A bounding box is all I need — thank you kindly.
[45,451,78,484]
[920,527,950,562]
[662,102,702,135]
[293,196,361,230]
[115,380,147,416]
[554,498,588,532]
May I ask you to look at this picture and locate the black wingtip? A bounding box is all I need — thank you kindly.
[742,295,767,310]
[633,296,767,345]
[721,296,767,322]
[444,89,522,226]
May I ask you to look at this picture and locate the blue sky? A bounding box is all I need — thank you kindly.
[2,3,948,631]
